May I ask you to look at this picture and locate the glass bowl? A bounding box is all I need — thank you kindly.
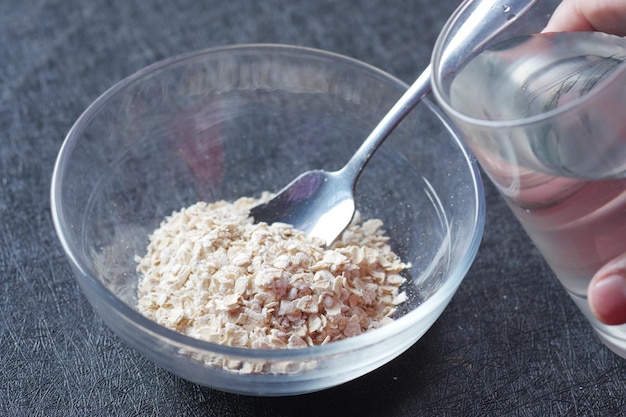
[51,44,485,396]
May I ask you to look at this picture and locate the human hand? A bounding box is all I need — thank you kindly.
[544,0,626,35]
[545,0,626,326]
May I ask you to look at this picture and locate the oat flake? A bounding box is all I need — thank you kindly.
[136,194,408,349]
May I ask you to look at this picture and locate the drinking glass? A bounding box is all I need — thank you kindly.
[431,4,626,358]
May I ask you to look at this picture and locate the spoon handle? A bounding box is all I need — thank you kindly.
[338,65,432,182]
[338,0,540,184]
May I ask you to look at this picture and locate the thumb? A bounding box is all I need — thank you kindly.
[588,254,626,325]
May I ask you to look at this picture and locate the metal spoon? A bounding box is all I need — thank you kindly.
[250,0,538,246]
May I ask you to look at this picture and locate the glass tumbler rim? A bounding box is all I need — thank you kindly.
[431,31,626,129]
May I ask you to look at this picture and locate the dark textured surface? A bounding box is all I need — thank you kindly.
[2,0,626,416]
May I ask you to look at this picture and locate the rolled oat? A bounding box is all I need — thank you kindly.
[136,194,408,349]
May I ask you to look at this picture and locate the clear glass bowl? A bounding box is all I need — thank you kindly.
[51,44,485,396]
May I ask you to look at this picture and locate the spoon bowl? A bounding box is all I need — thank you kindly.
[250,170,355,244]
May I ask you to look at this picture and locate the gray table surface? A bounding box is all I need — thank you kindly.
[2,0,626,415]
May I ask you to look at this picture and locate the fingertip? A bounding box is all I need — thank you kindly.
[588,274,626,326]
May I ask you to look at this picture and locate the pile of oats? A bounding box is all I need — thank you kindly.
[136,195,408,349]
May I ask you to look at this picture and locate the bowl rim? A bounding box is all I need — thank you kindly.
[50,43,485,360]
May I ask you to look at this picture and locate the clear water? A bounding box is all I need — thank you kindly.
[502,170,626,296]
[445,32,626,355]
[446,33,626,295]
